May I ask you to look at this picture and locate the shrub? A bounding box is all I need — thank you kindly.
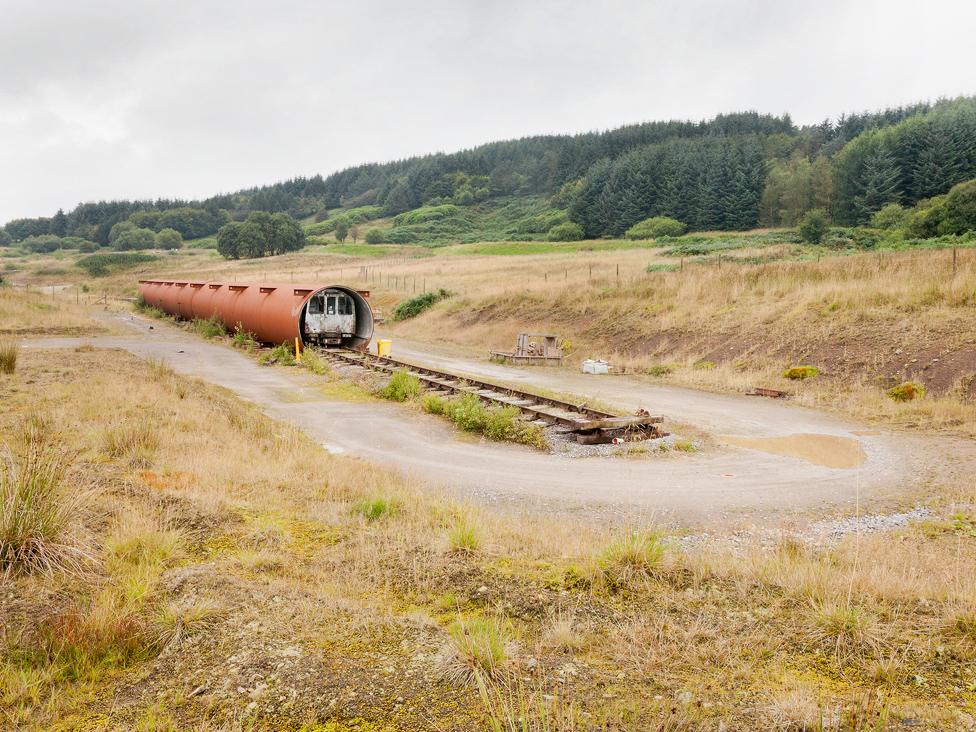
[645,363,674,377]
[77,240,99,253]
[21,235,62,253]
[1,418,93,576]
[546,221,584,241]
[943,178,976,235]
[887,381,926,402]
[378,371,422,402]
[155,228,183,250]
[393,289,450,320]
[783,365,820,380]
[191,315,225,339]
[446,617,507,681]
[364,228,385,244]
[798,209,829,244]
[625,216,686,240]
[0,338,17,374]
[113,227,157,251]
[870,203,909,230]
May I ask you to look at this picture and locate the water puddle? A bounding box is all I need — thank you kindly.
[720,433,866,469]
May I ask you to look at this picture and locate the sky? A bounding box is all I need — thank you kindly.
[2,0,975,224]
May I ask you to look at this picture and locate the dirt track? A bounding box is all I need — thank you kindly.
[26,313,967,527]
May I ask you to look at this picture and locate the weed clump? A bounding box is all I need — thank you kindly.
[393,289,451,321]
[0,338,18,374]
[426,392,547,449]
[645,363,675,377]
[191,315,225,339]
[1,418,93,576]
[783,365,820,380]
[378,370,422,401]
[260,343,296,366]
[300,347,330,375]
[231,323,258,350]
[887,381,926,402]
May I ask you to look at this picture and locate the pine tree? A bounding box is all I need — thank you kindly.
[853,146,901,221]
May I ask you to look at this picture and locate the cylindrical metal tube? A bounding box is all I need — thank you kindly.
[138,279,373,349]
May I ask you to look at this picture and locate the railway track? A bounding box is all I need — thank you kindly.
[321,348,664,444]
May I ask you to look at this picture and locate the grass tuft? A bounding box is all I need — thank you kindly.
[102,415,159,464]
[190,315,225,339]
[448,514,482,554]
[446,616,508,683]
[352,496,400,522]
[0,418,94,577]
[592,530,665,591]
[0,338,18,374]
[377,370,423,401]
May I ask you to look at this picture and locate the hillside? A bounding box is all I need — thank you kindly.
[4,96,976,253]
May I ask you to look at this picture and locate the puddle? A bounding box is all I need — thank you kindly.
[322,443,346,455]
[720,433,866,469]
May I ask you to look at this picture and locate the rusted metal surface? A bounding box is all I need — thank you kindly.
[746,387,788,399]
[138,280,373,348]
[323,349,664,443]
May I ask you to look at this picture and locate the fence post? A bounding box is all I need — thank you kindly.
[953,247,958,276]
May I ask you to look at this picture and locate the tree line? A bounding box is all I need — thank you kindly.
[3,96,974,246]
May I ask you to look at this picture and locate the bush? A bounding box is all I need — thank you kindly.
[0,338,17,374]
[155,228,183,250]
[625,216,686,240]
[21,235,62,253]
[364,228,385,244]
[943,178,976,235]
[77,240,99,253]
[546,221,584,241]
[905,195,950,239]
[231,324,258,350]
[421,394,446,415]
[113,227,157,251]
[393,289,450,320]
[783,365,820,380]
[0,418,93,576]
[377,371,422,402]
[870,203,909,230]
[887,381,926,402]
[798,209,829,244]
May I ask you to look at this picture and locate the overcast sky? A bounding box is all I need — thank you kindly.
[2,0,974,224]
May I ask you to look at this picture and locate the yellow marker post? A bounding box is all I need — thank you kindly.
[294,337,302,363]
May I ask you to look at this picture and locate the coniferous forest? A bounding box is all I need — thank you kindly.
[4,96,976,247]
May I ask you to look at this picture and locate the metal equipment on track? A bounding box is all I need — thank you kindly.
[322,349,664,444]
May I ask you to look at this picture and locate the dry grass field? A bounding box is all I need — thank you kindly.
[1,293,975,728]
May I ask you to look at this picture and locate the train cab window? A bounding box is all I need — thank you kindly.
[308,296,323,314]
[326,296,337,315]
[339,296,352,315]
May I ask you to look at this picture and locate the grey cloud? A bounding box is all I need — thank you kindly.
[1,0,974,222]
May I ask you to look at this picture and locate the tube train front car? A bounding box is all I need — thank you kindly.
[138,280,374,350]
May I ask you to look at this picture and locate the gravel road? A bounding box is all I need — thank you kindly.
[25,314,969,528]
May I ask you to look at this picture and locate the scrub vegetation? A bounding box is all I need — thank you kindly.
[1,346,974,729]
